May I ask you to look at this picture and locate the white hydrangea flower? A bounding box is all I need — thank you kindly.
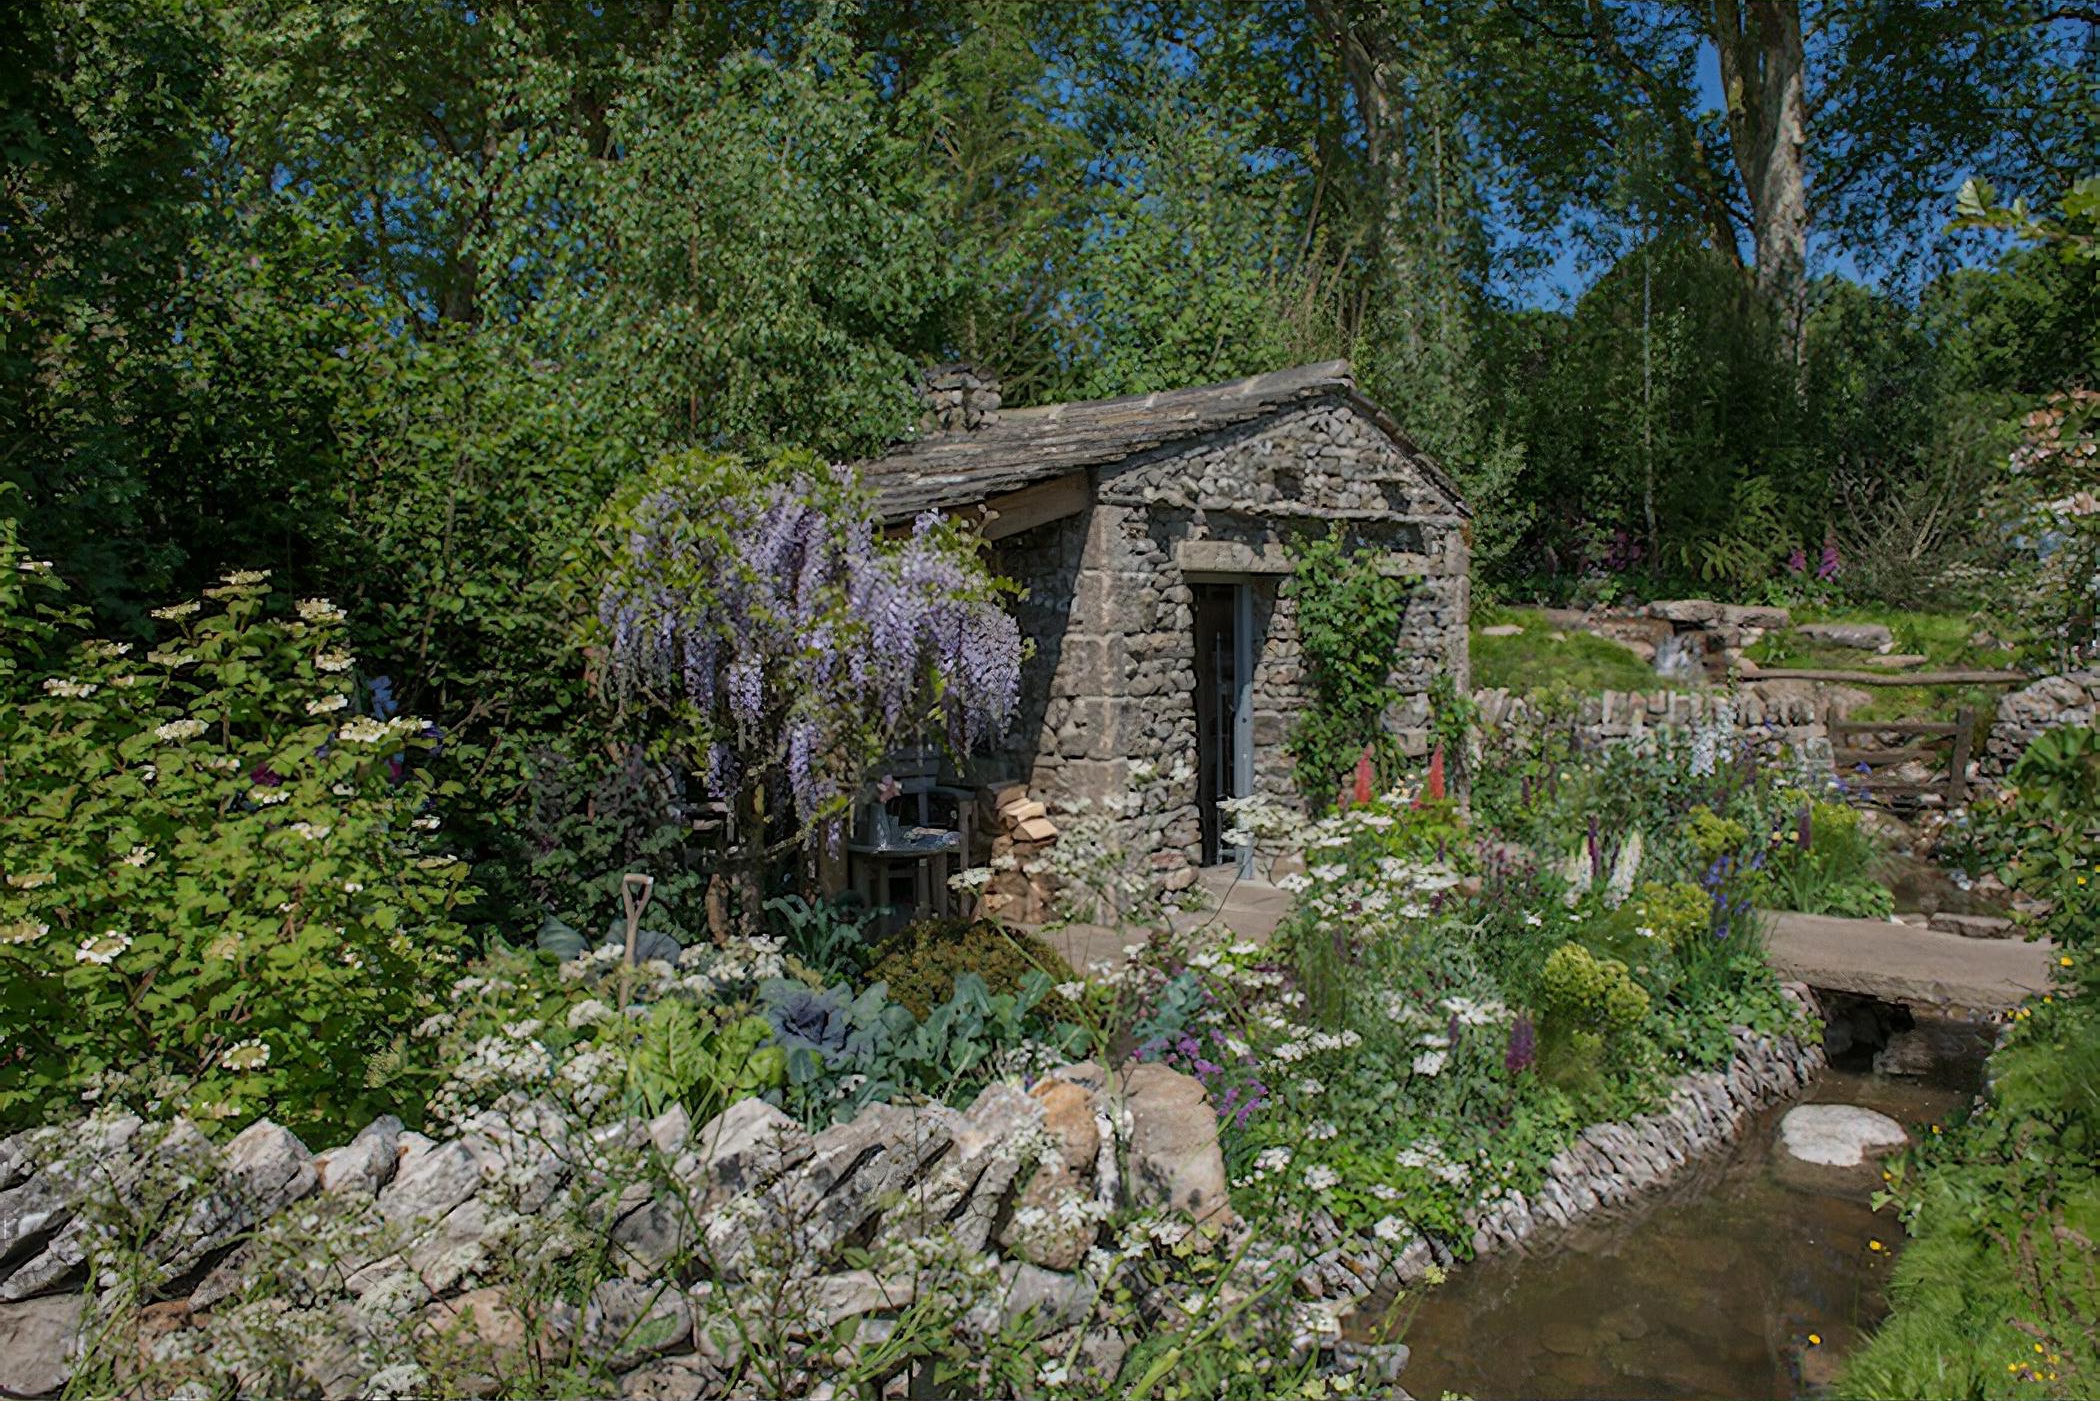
[305,694,349,715]
[1304,1164,1340,1191]
[1411,1049,1448,1077]
[42,679,97,698]
[219,1038,270,1071]
[339,716,390,744]
[75,931,132,965]
[151,601,202,620]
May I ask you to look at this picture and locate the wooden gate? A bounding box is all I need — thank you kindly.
[1828,707,1976,806]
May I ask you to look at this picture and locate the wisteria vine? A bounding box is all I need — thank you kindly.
[597,451,1022,830]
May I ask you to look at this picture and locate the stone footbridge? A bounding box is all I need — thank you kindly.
[1761,910,2058,1016]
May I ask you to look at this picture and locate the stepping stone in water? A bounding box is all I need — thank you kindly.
[1778,1104,1908,1168]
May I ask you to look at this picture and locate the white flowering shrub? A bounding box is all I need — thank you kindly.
[0,519,472,1140]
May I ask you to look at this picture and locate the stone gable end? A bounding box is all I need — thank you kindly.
[985,394,1470,886]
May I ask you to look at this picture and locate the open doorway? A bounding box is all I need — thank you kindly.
[1192,581,1254,868]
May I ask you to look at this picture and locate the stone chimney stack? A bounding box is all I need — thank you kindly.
[920,363,1002,433]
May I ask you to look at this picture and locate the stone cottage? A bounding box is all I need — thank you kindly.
[860,360,1470,890]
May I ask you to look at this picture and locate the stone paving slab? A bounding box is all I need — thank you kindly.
[1031,867,1293,973]
[1762,910,2058,1013]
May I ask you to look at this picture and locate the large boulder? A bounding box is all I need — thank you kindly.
[1001,1079,1106,1271]
[1795,622,1894,652]
[317,1115,402,1197]
[378,1138,485,1226]
[1779,1104,1907,1165]
[1119,1063,1233,1230]
[1646,599,1724,625]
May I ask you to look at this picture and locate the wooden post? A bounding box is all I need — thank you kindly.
[1948,708,1974,807]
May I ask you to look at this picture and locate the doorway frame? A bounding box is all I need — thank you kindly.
[1192,578,1256,877]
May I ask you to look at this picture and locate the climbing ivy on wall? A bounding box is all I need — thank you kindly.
[1284,529,1418,811]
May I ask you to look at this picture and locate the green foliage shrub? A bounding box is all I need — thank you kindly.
[1684,806,1750,866]
[0,520,474,1141]
[761,969,1085,1125]
[865,918,1077,1022]
[1538,943,1650,1038]
[1628,880,1714,951]
[1284,528,1417,810]
[1765,795,1893,918]
[523,744,709,944]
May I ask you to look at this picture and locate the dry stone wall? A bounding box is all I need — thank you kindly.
[0,1063,1235,1401]
[0,998,1834,1399]
[1984,671,2100,776]
[1473,683,1831,763]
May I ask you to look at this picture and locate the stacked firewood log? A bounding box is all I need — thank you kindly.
[973,783,1060,923]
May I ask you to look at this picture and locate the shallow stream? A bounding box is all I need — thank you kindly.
[1376,1059,1982,1400]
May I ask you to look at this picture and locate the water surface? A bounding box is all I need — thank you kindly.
[1375,1065,1976,1400]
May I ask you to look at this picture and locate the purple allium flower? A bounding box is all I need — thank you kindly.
[1817,535,1842,581]
[1787,545,1808,575]
[1505,1015,1536,1074]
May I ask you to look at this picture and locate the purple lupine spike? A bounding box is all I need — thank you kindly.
[1505,1015,1536,1074]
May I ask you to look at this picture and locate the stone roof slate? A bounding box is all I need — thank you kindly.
[860,359,1468,523]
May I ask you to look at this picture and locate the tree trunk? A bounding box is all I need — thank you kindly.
[1307,0,1417,351]
[1709,0,1809,366]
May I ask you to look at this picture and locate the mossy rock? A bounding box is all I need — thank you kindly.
[866,918,1080,1022]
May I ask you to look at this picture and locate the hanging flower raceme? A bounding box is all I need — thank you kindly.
[596,450,1022,830]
